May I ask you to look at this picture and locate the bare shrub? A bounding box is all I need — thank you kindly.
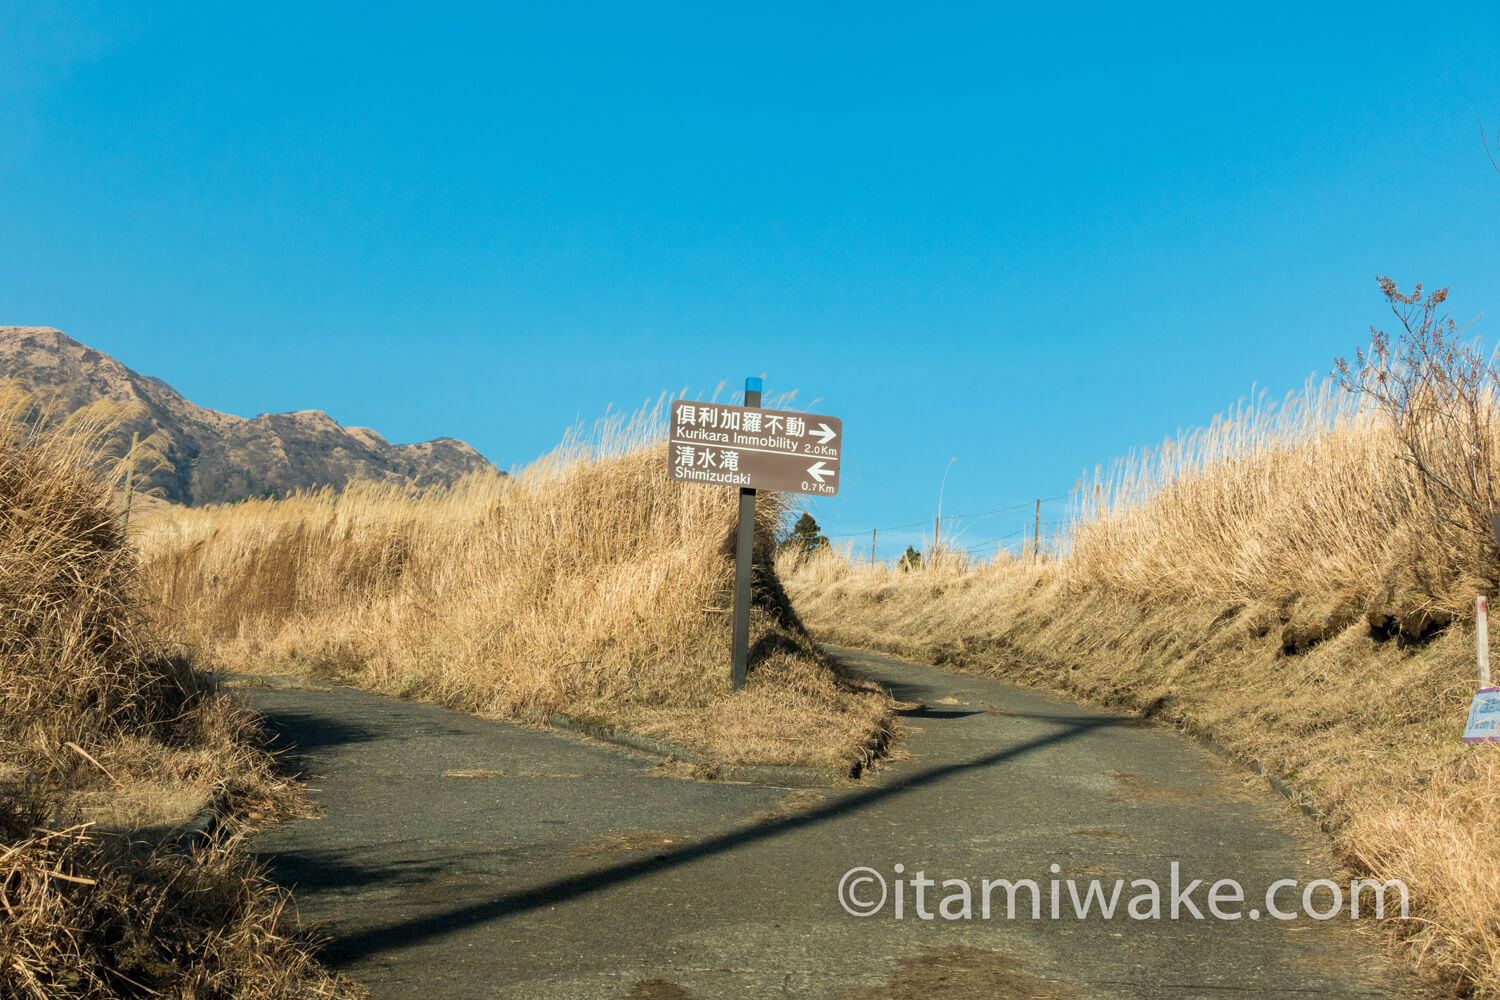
[1335,276,1499,593]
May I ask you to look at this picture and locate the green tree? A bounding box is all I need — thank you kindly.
[780,512,830,560]
[899,545,922,571]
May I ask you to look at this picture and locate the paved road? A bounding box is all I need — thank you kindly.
[241,647,1435,999]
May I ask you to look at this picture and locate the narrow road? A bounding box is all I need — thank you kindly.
[241,647,1435,999]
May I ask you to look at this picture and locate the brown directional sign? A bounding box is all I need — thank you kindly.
[667,400,842,496]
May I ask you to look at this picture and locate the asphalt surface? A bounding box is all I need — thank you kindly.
[240,647,1437,999]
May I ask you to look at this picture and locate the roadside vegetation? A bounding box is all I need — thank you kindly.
[0,384,351,999]
[135,399,891,772]
[783,280,1500,996]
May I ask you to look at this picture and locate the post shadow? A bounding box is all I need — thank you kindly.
[317,710,1120,965]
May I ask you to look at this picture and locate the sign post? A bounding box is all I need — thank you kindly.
[1480,595,1491,687]
[730,377,762,690]
[667,382,843,690]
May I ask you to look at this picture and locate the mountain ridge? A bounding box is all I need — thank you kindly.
[0,326,497,505]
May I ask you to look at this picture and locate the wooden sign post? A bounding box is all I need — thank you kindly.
[667,379,844,690]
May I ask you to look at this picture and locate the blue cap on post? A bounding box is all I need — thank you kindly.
[745,376,763,393]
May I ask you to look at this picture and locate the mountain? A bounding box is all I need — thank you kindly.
[0,327,497,505]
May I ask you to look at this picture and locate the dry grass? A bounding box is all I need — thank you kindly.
[785,379,1500,997]
[0,820,349,1000]
[0,381,353,999]
[134,399,890,770]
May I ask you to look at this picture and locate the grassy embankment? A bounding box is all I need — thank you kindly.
[0,384,352,999]
[784,327,1500,996]
[135,401,890,771]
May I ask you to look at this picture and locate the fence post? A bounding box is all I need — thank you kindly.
[122,431,140,530]
[1033,498,1041,563]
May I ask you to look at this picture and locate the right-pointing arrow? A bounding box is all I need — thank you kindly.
[806,461,832,483]
[811,422,838,445]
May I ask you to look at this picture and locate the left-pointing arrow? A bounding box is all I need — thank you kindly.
[806,461,832,483]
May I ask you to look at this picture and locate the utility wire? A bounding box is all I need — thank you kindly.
[823,494,1075,539]
[942,493,1072,521]
[825,518,931,538]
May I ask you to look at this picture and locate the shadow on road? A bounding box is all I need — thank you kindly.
[266,845,511,895]
[302,710,1122,966]
[256,708,472,765]
[257,709,381,758]
[896,707,987,719]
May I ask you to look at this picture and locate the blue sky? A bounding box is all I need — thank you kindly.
[5,2,1499,559]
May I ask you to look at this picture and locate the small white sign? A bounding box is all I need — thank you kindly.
[1464,687,1500,743]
